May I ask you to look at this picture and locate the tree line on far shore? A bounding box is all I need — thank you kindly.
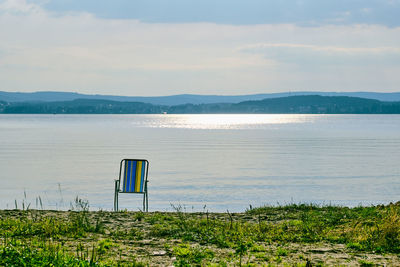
[1,95,400,114]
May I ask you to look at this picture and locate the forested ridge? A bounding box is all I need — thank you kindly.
[1,95,400,114]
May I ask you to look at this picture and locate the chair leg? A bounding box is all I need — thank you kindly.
[144,181,148,212]
[114,180,119,212]
[142,193,145,212]
[114,190,116,212]
[146,191,148,212]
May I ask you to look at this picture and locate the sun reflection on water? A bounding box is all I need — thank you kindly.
[146,114,321,129]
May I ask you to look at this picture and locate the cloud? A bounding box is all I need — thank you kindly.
[0,0,43,15]
[1,0,400,94]
[240,43,400,66]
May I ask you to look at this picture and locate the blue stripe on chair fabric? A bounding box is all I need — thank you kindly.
[124,160,130,192]
[122,161,131,192]
[126,161,135,192]
[130,161,137,192]
[140,161,145,192]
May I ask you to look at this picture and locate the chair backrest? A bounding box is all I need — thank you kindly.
[119,159,149,193]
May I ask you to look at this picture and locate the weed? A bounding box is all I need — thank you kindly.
[110,225,144,241]
[347,242,364,250]
[173,243,214,267]
[68,197,96,236]
[249,244,265,252]
[134,211,145,221]
[146,212,174,225]
[35,196,43,210]
[0,239,103,266]
[97,239,113,255]
[254,252,270,262]
[276,247,288,256]
[131,256,147,267]
[359,259,375,267]
[275,255,282,263]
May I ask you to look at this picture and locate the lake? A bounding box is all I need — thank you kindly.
[0,114,399,212]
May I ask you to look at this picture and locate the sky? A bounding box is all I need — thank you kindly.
[0,0,399,96]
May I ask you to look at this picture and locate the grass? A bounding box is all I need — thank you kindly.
[1,240,101,266]
[1,201,400,266]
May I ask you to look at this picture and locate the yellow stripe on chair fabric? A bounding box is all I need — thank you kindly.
[135,161,142,192]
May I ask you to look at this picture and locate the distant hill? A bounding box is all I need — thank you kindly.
[1,95,399,114]
[0,99,164,114]
[1,91,400,105]
[231,95,400,114]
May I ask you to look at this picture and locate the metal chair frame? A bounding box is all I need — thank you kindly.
[114,159,149,212]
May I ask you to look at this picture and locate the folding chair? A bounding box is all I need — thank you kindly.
[114,159,149,212]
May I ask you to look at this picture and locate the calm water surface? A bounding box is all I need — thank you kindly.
[0,114,399,211]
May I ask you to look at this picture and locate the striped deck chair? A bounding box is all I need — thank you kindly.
[114,159,149,212]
